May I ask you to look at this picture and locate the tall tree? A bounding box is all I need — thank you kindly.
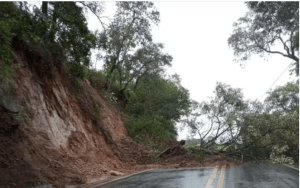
[120,42,172,92]
[228,2,299,75]
[103,2,163,90]
[36,2,107,78]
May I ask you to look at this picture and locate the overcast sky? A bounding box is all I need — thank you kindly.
[84,1,297,140]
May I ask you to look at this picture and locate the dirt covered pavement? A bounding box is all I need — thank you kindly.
[68,140,243,187]
[154,140,242,169]
[113,140,242,172]
[93,139,242,178]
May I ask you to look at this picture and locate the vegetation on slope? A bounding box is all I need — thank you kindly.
[0,1,298,166]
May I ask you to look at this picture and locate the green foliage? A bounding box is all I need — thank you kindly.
[42,2,97,64]
[228,2,299,75]
[270,145,294,164]
[127,75,191,121]
[185,139,200,148]
[0,2,21,83]
[265,81,299,113]
[125,74,191,141]
[197,151,206,163]
[243,82,299,162]
[134,131,168,155]
[102,90,118,106]
[86,69,107,90]
[245,112,299,159]
[92,103,103,120]
[68,63,89,80]
[128,115,174,140]
[0,1,191,154]
[103,2,168,92]
[186,146,198,154]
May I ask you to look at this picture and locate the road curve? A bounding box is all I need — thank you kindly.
[75,163,298,188]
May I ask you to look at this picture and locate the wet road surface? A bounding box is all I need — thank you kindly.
[90,163,298,188]
[224,163,299,188]
[99,168,215,188]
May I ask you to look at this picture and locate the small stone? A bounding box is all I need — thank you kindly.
[109,170,124,176]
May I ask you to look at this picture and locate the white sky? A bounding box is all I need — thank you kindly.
[30,1,297,141]
[86,2,296,140]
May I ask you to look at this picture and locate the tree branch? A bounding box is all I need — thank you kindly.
[78,2,107,30]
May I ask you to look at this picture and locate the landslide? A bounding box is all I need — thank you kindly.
[0,39,156,188]
[0,38,242,188]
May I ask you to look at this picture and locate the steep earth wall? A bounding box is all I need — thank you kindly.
[0,50,153,188]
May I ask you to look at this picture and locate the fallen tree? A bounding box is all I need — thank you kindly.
[182,81,299,164]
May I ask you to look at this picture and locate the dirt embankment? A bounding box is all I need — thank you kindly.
[0,49,241,188]
[0,49,159,188]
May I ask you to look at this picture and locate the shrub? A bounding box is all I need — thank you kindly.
[270,145,294,165]
[197,151,206,163]
[0,2,21,83]
[92,103,103,120]
[128,115,174,140]
[86,69,106,90]
[186,146,198,154]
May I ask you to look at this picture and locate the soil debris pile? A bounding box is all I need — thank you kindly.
[118,139,156,166]
[155,140,242,169]
[204,154,243,167]
[158,140,186,159]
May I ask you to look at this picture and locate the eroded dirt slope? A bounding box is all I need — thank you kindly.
[0,50,154,188]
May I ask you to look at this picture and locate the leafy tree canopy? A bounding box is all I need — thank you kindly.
[126,74,192,140]
[228,2,299,75]
[102,2,167,93]
[265,81,299,113]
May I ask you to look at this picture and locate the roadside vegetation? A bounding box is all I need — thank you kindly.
[184,2,299,164]
[0,2,191,151]
[0,1,298,166]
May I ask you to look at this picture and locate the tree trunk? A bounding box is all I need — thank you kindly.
[42,2,48,15]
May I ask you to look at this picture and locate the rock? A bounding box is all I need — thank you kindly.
[174,164,179,169]
[109,170,124,176]
[0,84,23,113]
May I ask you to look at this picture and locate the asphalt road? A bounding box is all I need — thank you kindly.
[90,163,298,188]
[224,163,299,188]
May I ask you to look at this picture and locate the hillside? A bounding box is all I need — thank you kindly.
[0,47,242,187]
[0,47,160,187]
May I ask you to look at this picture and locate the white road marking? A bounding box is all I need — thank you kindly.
[217,165,226,188]
[204,166,219,188]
